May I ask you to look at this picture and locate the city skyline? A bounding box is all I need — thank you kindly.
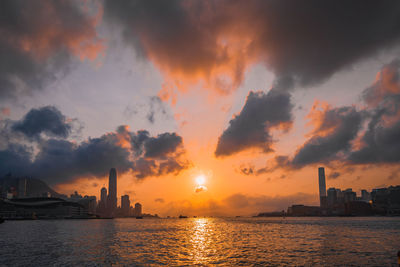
[0,1,400,217]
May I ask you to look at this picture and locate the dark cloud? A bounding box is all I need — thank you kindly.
[329,172,341,180]
[292,106,364,167]
[250,59,400,171]
[349,119,400,164]
[11,106,72,139]
[215,89,292,157]
[349,60,400,164]
[0,108,190,184]
[105,0,400,92]
[144,132,183,158]
[0,0,102,100]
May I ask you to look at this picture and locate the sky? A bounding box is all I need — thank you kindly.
[1,0,400,216]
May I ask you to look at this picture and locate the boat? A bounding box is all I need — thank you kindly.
[0,217,4,224]
[179,215,188,218]
[136,216,143,219]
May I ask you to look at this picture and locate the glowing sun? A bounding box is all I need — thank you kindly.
[195,174,206,186]
[195,174,207,193]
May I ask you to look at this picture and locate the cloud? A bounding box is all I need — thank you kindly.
[348,59,400,164]
[249,59,400,171]
[104,0,400,95]
[292,105,364,167]
[195,185,207,193]
[0,108,190,184]
[215,89,292,157]
[329,172,341,180]
[144,132,183,158]
[0,0,103,100]
[11,106,72,139]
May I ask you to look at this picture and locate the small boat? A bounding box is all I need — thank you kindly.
[136,216,143,219]
[179,215,188,219]
[0,217,4,224]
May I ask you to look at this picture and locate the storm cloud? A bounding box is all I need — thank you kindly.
[0,0,103,100]
[292,106,364,167]
[215,89,292,157]
[0,108,190,184]
[11,106,72,139]
[105,0,400,93]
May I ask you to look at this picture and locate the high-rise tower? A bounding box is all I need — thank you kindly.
[318,167,327,208]
[107,168,117,216]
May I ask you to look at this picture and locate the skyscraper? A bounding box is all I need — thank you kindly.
[100,187,107,204]
[318,167,327,208]
[107,168,117,216]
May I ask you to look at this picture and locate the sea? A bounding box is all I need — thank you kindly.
[0,217,399,266]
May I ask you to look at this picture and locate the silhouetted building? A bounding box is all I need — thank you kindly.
[327,187,337,207]
[343,189,356,203]
[78,196,97,215]
[318,167,327,208]
[287,205,320,216]
[107,168,117,217]
[100,187,107,204]
[371,186,400,215]
[0,197,90,219]
[133,202,142,217]
[361,189,371,201]
[121,195,130,217]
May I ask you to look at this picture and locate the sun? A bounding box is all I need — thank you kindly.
[195,174,206,186]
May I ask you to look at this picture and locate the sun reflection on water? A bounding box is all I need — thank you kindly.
[190,218,213,264]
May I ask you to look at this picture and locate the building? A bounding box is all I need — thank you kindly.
[287,205,320,216]
[318,167,327,208]
[361,189,371,201]
[327,187,337,207]
[343,189,356,203]
[96,187,108,216]
[121,195,130,217]
[0,197,90,219]
[133,202,142,217]
[107,168,117,217]
[78,196,97,215]
[100,187,107,204]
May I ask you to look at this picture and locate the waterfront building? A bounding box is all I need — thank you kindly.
[318,167,327,208]
[343,189,356,203]
[107,168,117,216]
[121,195,130,217]
[100,187,107,204]
[134,202,142,217]
[78,196,97,215]
[327,188,337,207]
[361,189,371,201]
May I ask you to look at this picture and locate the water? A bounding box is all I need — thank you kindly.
[0,217,399,266]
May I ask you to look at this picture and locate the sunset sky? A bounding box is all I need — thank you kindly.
[1,0,400,216]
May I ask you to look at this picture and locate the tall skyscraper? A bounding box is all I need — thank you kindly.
[107,168,117,216]
[318,167,327,208]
